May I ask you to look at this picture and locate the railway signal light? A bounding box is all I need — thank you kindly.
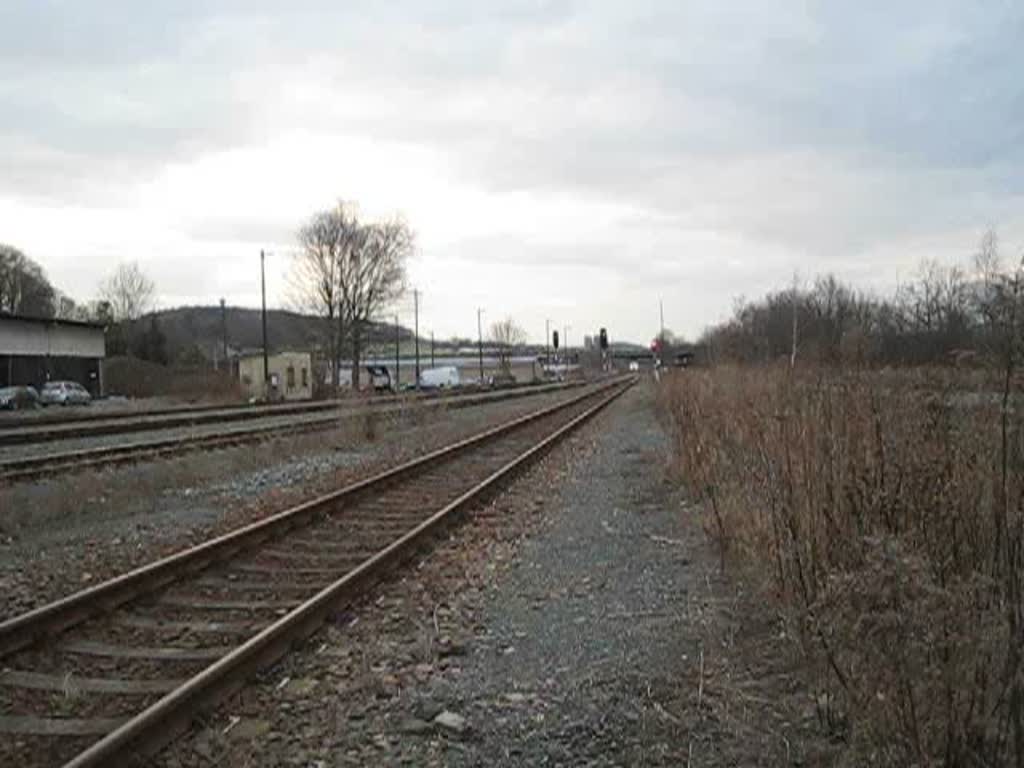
[599,328,608,350]
[552,330,559,350]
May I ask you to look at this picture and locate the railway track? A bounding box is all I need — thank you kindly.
[0,380,572,447]
[0,398,344,446]
[0,377,633,767]
[0,381,585,485]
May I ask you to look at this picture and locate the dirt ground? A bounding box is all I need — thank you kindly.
[156,380,838,767]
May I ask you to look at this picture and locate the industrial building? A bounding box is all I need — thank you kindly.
[0,314,106,394]
[237,351,312,401]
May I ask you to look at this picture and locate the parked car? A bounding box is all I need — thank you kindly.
[0,386,40,410]
[39,380,92,406]
[365,365,393,392]
[418,365,460,389]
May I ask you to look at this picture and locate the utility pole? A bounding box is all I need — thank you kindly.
[413,289,420,390]
[659,298,665,345]
[477,308,485,385]
[394,314,400,392]
[659,297,665,368]
[545,318,551,365]
[260,250,269,395]
[431,331,435,368]
[564,324,571,376]
[219,298,228,372]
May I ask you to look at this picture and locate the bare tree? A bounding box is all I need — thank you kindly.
[490,317,527,373]
[290,203,356,392]
[53,291,78,320]
[99,261,155,321]
[338,216,411,388]
[973,232,1024,760]
[0,244,56,318]
[789,272,801,369]
[292,203,411,391]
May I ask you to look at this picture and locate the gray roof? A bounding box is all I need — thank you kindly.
[0,312,105,330]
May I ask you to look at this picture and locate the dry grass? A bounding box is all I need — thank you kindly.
[657,364,1024,766]
[0,417,355,534]
[0,401,454,537]
[0,398,455,543]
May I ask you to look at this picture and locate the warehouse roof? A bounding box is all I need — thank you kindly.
[0,312,106,330]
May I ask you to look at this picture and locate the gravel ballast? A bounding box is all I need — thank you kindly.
[155,380,835,767]
[7,380,834,765]
[391,379,698,765]
[0,387,590,616]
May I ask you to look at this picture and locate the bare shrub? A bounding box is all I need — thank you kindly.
[361,409,380,441]
[658,364,1024,764]
[103,355,242,401]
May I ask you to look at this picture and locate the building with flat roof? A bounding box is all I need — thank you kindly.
[237,351,312,401]
[0,314,107,394]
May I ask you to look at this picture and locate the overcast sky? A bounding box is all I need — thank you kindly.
[2,1,1022,344]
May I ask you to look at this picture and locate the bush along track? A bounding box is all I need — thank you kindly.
[657,364,1024,766]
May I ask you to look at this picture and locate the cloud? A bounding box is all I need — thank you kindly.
[1,1,1023,341]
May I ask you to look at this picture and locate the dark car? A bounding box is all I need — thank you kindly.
[0,385,41,410]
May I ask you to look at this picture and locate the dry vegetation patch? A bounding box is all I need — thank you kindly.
[658,365,1024,765]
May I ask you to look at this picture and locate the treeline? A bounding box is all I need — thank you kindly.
[700,229,1019,367]
[0,243,61,319]
[1,242,171,363]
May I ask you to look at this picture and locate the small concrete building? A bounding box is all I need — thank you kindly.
[0,314,106,394]
[237,351,312,401]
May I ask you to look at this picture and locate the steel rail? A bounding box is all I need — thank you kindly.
[0,375,574,433]
[0,377,628,658]
[0,380,587,484]
[0,380,580,447]
[59,377,632,767]
[0,398,348,446]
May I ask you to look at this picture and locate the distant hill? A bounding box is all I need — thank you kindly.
[126,305,646,365]
[131,306,414,364]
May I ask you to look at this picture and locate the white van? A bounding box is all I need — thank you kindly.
[419,366,460,389]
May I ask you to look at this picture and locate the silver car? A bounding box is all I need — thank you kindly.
[39,380,92,406]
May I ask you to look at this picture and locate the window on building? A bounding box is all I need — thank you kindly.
[301,367,308,388]
[286,365,296,389]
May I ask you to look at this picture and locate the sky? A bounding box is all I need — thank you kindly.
[2,1,1022,345]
